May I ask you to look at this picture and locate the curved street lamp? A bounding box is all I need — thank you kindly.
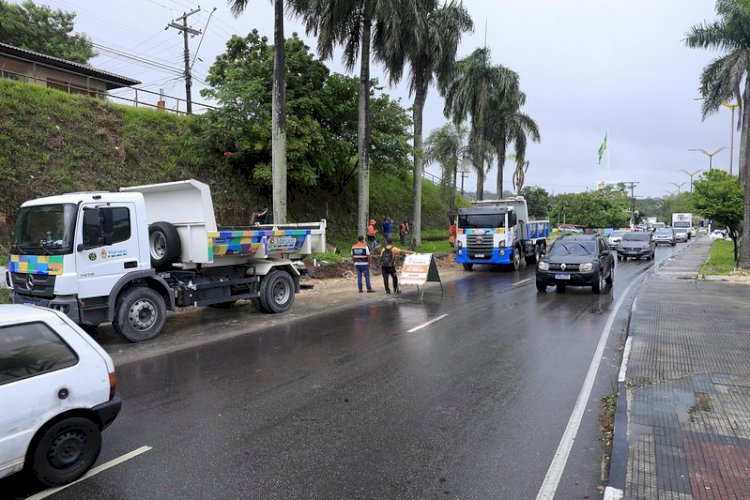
[680,169,702,193]
[721,101,740,175]
[671,182,686,195]
[688,147,726,170]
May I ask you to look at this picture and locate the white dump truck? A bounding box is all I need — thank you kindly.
[6,179,326,342]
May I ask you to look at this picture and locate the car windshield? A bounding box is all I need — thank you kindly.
[622,233,650,242]
[13,204,77,255]
[656,229,673,236]
[548,240,596,256]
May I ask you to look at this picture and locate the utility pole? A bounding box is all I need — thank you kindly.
[167,8,201,115]
[460,170,469,196]
[624,181,639,228]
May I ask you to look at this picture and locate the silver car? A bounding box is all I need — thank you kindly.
[673,228,689,242]
[653,228,676,246]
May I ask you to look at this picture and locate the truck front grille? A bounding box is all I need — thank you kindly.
[10,273,56,298]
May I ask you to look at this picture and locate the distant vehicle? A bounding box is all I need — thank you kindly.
[710,229,729,241]
[673,227,689,242]
[652,222,666,230]
[535,234,614,294]
[607,230,626,248]
[0,305,121,486]
[617,232,655,261]
[653,228,676,246]
[672,213,693,239]
[556,224,582,234]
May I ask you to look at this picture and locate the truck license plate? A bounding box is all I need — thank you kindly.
[555,273,571,280]
[474,253,485,258]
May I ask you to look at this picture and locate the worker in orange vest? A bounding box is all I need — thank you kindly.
[366,218,378,251]
[351,235,375,293]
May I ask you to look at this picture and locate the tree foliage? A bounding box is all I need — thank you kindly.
[521,186,551,218]
[692,169,743,261]
[550,186,631,228]
[0,0,96,63]
[200,31,411,195]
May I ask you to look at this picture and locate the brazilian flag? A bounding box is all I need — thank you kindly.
[597,133,607,164]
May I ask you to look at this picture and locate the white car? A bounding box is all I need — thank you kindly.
[607,230,626,248]
[0,305,121,486]
[710,229,729,241]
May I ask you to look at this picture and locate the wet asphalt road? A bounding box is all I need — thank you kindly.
[3,244,687,499]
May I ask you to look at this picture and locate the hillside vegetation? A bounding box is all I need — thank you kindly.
[0,79,453,248]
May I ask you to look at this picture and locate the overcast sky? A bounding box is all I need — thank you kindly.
[21,0,733,198]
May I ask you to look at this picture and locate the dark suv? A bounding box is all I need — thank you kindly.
[536,234,615,294]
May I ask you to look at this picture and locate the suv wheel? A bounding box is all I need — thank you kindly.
[592,271,603,294]
[536,281,547,292]
[606,265,614,285]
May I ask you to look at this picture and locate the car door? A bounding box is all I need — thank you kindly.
[0,317,108,478]
[75,203,140,300]
[598,238,611,276]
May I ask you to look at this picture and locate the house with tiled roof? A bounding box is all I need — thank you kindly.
[0,42,139,96]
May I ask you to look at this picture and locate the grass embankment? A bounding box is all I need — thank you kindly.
[0,288,9,304]
[0,79,462,251]
[700,239,735,276]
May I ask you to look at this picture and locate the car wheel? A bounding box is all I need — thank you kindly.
[29,417,102,486]
[462,263,473,271]
[536,281,547,293]
[592,271,603,294]
[113,286,167,342]
[556,283,566,293]
[606,265,614,285]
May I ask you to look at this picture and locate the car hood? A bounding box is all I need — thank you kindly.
[619,241,649,249]
[654,234,673,239]
[545,255,598,265]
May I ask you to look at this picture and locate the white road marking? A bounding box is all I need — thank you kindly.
[618,337,633,383]
[27,446,152,500]
[513,278,531,287]
[604,486,624,500]
[407,314,448,333]
[535,279,638,500]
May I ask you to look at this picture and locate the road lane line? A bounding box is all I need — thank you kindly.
[27,446,152,500]
[513,278,531,287]
[618,337,632,383]
[407,314,448,333]
[535,279,638,500]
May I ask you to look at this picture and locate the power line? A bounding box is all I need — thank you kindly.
[166,8,202,114]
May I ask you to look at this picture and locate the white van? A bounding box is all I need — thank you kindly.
[0,305,121,486]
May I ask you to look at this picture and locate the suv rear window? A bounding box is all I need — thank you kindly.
[0,322,78,385]
[622,233,650,241]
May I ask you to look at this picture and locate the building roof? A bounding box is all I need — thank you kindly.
[0,42,140,89]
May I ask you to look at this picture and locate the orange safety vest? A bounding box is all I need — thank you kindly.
[351,241,370,264]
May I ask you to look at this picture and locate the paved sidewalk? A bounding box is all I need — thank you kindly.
[609,237,750,499]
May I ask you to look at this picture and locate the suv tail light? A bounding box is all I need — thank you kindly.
[108,371,117,400]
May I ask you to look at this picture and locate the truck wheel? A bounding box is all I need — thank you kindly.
[525,244,540,265]
[113,287,166,342]
[148,221,181,268]
[462,263,473,271]
[259,270,295,314]
[28,417,101,486]
[510,247,521,271]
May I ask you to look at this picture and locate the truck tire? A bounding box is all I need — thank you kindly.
[148,221,181,268]
[28,416,102,486]
[462,263,473,271]
[510,247,521,271]
[525,243,543,265]
[113,287,166,342]
[259,270,295,314]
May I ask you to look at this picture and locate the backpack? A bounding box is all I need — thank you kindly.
[381,247,395,268]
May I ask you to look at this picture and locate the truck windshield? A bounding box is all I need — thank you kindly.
[457,214,505,228]
[13,204,77,255]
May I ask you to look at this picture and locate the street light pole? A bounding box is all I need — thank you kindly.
[671,181,686,195]
[688,147,726,171]
[680,169,702,193]
[721,101,740,175]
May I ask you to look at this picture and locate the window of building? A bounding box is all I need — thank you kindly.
[0,322,78,386]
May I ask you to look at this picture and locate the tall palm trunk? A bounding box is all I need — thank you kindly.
[412,81,427,247]
[271,0,287,223]
[495,143,506,197]
[739,77,750,267]
[740,95,748,186]
[357,15,372,238]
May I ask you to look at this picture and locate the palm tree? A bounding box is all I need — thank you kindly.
[291,0,418,237]
[231,0,287,223]
[441,48,518,201]
[425,122,470,211]
[380,0,472,246]
[686,0,750,266]
[485,91,540,197]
